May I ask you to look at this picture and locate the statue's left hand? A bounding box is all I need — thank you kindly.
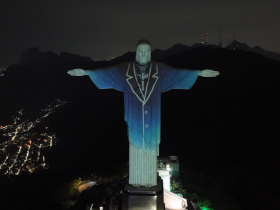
[199,69,220,77]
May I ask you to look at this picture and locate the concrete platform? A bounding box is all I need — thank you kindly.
[122,177,165,210]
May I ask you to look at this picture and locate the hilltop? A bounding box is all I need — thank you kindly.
[0,45,279,209]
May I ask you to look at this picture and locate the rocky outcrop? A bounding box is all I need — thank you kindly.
[60,52,94,62]
[19,47,42,65]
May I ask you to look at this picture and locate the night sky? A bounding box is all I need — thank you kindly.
[1,0,279,68]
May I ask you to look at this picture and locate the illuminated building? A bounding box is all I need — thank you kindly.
[157,156,187,210]
[158,156,179,191]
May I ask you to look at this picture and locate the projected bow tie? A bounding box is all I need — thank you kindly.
[137,72,149,80]
[137,65,149,91]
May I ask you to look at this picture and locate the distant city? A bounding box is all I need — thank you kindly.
[0,99,66,175]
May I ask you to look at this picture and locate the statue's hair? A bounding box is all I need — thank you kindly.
[137,39,151,47]
[135,39,151,63]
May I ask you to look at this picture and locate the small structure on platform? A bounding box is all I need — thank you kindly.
[157,156,188,210]
[157,156,179,191]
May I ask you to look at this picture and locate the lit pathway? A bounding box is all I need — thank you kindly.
[78,181,98,193]
[164,189,188,210]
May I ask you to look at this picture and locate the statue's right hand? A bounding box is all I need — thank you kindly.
[67,69,88,76]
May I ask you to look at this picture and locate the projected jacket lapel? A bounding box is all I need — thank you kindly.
[126,62,158,105]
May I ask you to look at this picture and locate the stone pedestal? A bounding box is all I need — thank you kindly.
[122,177,165,210]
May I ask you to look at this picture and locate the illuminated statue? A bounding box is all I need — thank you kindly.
[67,40,219,187]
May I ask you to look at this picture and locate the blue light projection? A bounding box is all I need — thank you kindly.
[67,40,219,187]
[87,61,199,152]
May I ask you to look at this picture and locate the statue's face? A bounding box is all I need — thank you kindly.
[136,44,151,65]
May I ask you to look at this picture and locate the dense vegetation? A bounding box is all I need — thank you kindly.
[0,161,128,210]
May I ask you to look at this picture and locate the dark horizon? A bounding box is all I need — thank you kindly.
[1,0,280,68]
[2,39,280,70]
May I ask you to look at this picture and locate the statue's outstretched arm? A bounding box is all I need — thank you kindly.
[198,69,220,77]
[67,69,89,76]
[67,67,123,91]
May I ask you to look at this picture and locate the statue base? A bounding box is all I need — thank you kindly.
[122,177,165,210]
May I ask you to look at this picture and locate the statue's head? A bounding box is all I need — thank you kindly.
[135,39,151,65]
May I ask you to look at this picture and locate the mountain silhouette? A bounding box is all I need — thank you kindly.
[0,46,279,210]
[152,43,220,60]
[16,40,280,70]
[227,40,280,61]
[152,43,190,60]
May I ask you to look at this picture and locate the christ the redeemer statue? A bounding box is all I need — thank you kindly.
[67,39,219,188]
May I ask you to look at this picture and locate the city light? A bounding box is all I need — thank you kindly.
[0,99,66,175]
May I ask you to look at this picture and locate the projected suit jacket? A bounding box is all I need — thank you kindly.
[88,61,199,152]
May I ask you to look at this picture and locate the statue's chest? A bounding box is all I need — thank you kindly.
[125,62,159,104]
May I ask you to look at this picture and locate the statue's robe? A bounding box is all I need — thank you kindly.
[88,61,199,187]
